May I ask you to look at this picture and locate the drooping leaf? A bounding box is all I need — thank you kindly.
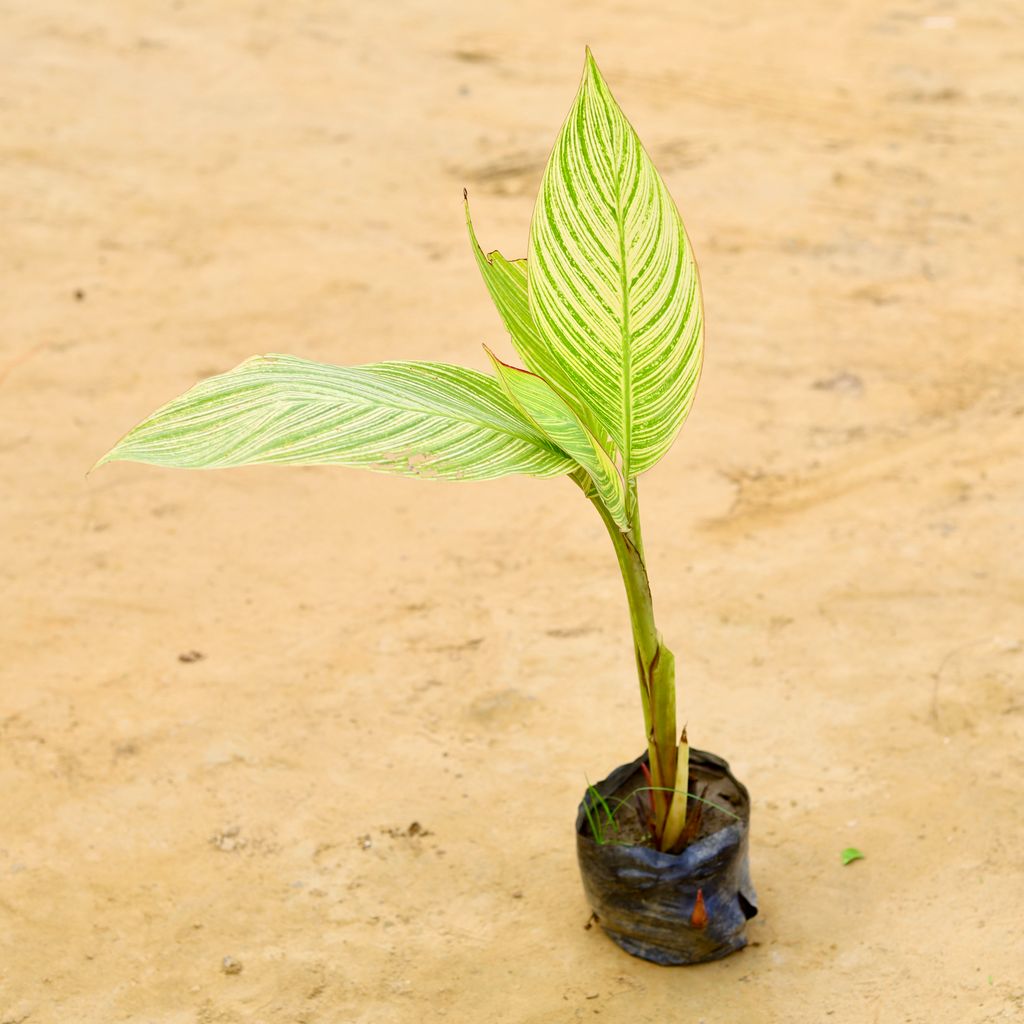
[465,199,609,446]
[528,50,704,478]
[97,354,576,481]
[484,348,628,528]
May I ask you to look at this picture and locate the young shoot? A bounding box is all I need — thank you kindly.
[97,50,705,853]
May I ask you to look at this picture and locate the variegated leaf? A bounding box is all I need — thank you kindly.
[484,347,628,528]
[528,50,704,478]
[465,200,611,448]
[464,201,593,423]
[97,354,575,481]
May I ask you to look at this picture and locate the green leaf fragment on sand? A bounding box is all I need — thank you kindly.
[841,847,865,865]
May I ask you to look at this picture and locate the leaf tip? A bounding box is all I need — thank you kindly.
[482,344,514,374]
[90,440,125,474]
[464,194,487,259]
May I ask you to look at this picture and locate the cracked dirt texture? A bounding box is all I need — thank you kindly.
[1,2,1022,1022]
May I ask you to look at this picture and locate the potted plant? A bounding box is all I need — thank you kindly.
[96,50,757,965]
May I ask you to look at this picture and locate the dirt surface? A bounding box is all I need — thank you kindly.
[2,2,1022,1022]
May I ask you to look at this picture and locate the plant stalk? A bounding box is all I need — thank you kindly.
[585,481,682,849]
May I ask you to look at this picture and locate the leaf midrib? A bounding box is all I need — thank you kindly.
[613,145,633,486]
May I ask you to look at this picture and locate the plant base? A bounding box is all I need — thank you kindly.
[575,748,757,966]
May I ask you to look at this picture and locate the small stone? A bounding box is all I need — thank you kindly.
[221,955,243,975]
[210,826,246,853]
[811,371,863,395]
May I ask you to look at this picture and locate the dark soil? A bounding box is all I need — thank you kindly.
[583,756,746,851]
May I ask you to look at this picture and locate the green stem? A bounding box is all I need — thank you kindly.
[584,480,680,847]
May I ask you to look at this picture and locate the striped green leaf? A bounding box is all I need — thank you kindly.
[484,347,628,528]
[97,354,576,481]
[465,200,609,441]
[528,50,705,478]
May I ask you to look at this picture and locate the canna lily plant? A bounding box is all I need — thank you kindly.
[98,51,704,854]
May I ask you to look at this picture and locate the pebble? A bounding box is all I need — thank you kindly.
[221,956,243,975]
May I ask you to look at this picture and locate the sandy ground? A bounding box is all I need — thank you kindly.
[2,1,1022,1021]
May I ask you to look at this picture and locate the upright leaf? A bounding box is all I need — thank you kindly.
[484,348,628,528]
[465,199,608,446]
[528,50,704,478]
[97,354,576,481]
